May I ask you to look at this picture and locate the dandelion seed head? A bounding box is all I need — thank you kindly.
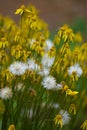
[42,75,56,90]
[27,59,40,71]
[41,54,55,68]
[44,39,53,52]
[59,110,71,125]
[0,87,13,100]
[8,61,27,76]
[68,63,83,77]
[38,67,50,76]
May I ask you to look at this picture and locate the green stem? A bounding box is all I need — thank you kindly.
[1,108,8,130]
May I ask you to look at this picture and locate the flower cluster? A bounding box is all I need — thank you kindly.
[0,5,87,130]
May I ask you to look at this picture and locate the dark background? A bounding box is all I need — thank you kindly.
[0,0,87,31]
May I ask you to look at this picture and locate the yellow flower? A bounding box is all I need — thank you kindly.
[54,35,60,45]
[66,89,79,96]
[69,104,76,115]
[62,85,69,92]
[54,114,63,128]
[0,50,9,64]
[48,46,56,57]
[71,71,78,81]
[58,24,75,42]
[15,5,31,15]
[11,45,24,60]
[0,37,8,49]
[81,43,87,54]
[2,69,13,83]
[62,85,78,96]
[75,32,83,43]
[81,120,87,130]
[8,124,16,130]
[60,43,71,56]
